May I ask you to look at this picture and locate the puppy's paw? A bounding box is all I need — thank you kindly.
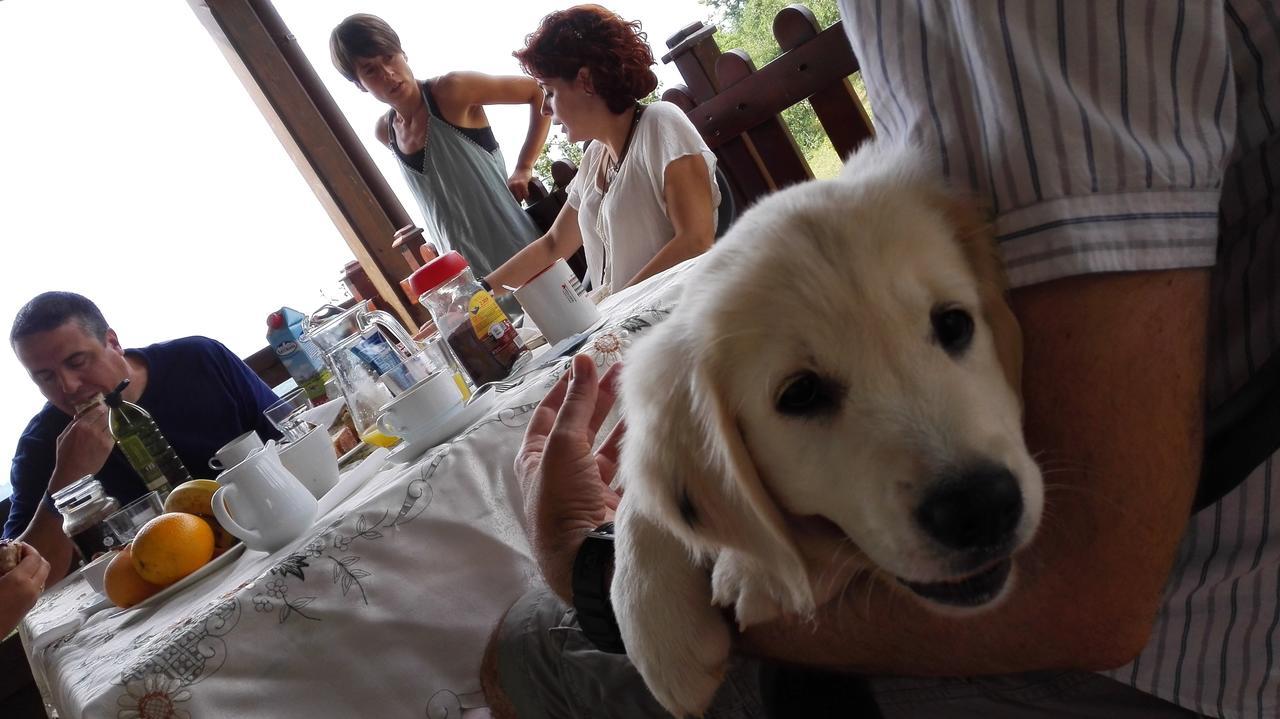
[710,552,782,627]
[627,604,730,717]
[711,549,814,629]
[614,508,731,717]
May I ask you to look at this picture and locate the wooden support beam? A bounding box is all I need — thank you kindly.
[188,0,429,330]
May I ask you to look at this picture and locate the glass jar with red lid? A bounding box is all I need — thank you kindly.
[408,251,529,388]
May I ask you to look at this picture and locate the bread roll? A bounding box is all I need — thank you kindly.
[74,393,105,416]
[0,539,22,575]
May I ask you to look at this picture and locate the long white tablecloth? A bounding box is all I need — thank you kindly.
[19,262,691,718]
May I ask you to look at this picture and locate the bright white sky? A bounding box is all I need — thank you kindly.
[0,0,710,500]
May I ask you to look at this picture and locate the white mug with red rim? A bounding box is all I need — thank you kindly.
[513,259,600,345]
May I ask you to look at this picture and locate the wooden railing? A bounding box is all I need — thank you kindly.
[660,5,873,211]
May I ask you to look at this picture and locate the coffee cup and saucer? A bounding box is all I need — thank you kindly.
[379,371,497,466]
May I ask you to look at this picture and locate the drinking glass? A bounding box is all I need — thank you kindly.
[264,387,314,442]
[379,346,448,396]
[388,334,472,402]
[104,491,164,546]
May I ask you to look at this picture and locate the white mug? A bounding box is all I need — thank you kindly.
[513,259,600,345]
[278,424,340,499]
[376,371,464,439]
[209,430,265,471]
[212,441,317,553]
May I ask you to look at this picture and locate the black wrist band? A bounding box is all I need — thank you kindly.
[571,522,626,654]
[479,277,494,293]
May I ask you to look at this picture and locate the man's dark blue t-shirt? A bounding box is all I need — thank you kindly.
[4,336,281,538]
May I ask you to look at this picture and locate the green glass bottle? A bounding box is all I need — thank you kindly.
[103,379,191,499]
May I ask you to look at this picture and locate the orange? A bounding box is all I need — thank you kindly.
[130,512,215,586]
[163,480,237,555]
[103,546,164,608]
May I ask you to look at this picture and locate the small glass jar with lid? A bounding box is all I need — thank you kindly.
[408,251,529,387]
[50,475,121,564]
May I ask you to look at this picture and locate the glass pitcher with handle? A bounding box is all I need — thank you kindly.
[302,301,421,447]
[302,301,419,356]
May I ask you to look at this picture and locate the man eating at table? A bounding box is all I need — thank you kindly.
[4,291,280,585]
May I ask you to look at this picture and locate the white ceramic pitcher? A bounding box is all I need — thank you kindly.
[212,440,318,553]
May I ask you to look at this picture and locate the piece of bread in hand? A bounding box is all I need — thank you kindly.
[0,539,23,575]
[74,393,105,417]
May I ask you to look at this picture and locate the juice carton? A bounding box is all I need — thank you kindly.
[266,307,331,403]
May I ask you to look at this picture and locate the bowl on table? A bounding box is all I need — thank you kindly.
[80,550,116,596]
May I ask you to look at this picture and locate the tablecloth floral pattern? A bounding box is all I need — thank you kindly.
[19,262,690,718]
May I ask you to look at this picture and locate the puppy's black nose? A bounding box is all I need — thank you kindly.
[915,466,1023,551]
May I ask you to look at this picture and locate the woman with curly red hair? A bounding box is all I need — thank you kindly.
[485,4,720,300]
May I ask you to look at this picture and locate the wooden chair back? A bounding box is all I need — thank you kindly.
[661,5,874,211]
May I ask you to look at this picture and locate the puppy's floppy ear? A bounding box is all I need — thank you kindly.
[933,193,1024,399]
[696,365,808,567]
[622,326,812,611]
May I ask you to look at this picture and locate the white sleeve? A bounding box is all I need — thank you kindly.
[639,102,721,213]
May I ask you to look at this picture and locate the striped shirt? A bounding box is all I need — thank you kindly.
[839,1,1279,717]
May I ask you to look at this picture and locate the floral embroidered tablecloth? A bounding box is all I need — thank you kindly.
[18,262,691,718]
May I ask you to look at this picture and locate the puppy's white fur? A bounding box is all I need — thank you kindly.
[611,141,1043,716]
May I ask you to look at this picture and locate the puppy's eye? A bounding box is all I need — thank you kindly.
[931,304,975,355]
[776,371,842,417]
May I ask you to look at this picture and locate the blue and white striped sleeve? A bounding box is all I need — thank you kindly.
[840,0,1235,289]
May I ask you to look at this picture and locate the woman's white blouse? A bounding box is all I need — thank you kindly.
[567,101,720,296]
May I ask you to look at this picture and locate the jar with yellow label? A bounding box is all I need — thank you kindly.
[408,251,529,387]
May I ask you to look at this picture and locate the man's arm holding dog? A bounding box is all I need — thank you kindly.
[740,267,1209,673]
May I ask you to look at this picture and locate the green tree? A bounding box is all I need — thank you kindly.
[533,132,584,191]
[700,0,870,178]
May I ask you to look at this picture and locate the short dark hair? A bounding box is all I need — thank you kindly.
[330,13,405,86]
[514,4,658,114]
[10,292,110,346]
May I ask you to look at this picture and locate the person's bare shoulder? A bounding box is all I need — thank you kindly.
[430,72,498,127]
[375,114,391,146]
[430,72,466,98]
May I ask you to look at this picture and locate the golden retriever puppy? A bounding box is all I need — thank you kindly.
[611,140,1044,716]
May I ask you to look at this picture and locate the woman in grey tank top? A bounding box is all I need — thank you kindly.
[330,13,547,277]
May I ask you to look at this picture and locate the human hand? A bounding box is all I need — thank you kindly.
[52,404,114,491]
[517,353,624,601]
[0,543,51,635]
[507,168,533,203]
